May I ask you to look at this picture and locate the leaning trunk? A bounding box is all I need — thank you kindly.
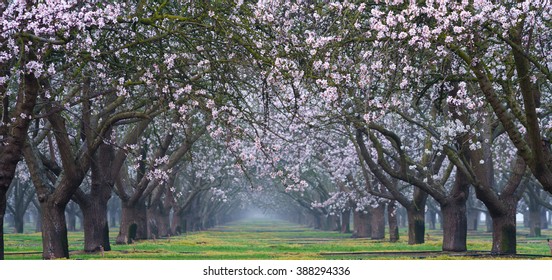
[81,199,111,252]
[406,207,425,244]
[41,200,69,259]
[116,200,147,244]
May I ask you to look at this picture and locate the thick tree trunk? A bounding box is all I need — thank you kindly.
[441,201,467,252]
[352,211,371,238]
[0,188,6,260]
[116,201,147,244]
[81,199,111,252]
[491,214,517,254]
[147,205,171,238]
[327,215,339,231]
[340,210,351,233]
[406,207,425,244]
[80,137,115,252]
[171,213,185,235]
[490,203,517,254]
[441,170,469,252]
[41,200,69,259]
[387,201,399,242]
[158,213,171,237]
[370,203,385,240]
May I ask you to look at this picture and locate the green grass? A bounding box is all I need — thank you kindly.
[3,218,552,260]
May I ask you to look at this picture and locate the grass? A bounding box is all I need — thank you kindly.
[3,218,552,260]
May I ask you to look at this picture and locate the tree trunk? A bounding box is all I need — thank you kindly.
[541,209,548,230]
[66,210,77,232]
[406,207,425,244]
[34,206,42,233]
[13,211,25,234]
[528,205,541,237]
[352,211,371,238]
[116,200,147,244]
[522,210,529,227]
[327,214,339,231]
[340,210,351,233]
[387,200,399,242]
[370,203,385,240]
[171,213,185,235]
[0,188,6,260]
[441,201,468,251]
[441,169,469,252]
[41,199,70,259]
[427,209,436,230]
[490,203,517,254]
[485,212,493,232]
[467,208,479,231]
[81,199,111,252]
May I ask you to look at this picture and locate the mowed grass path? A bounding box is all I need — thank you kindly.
[4,218,552,260]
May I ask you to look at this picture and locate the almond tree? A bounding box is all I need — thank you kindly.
[0,0,120,260]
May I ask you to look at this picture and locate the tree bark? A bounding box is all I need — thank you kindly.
[40,199,70,259]
[467,208,479,231]
[441,169,469,252]
[340,209,351,233]
[490,202,517,254]
[485,212,493,232]
[541,209,548,230]
[387,200,399,242]
[352,211,371,238]
[406,207,425,244]
[81,199,111,252]
[79,138,115,252]
[528,204,541,237]
[0,188,6,260]
[441,201,468,252]
[13,210,25,234]
[0,71,39,259]
[116,200,147,244]
[370,203,385,240]
[66,207,77,232]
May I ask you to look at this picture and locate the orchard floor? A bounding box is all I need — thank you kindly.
[4,218,552,260]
